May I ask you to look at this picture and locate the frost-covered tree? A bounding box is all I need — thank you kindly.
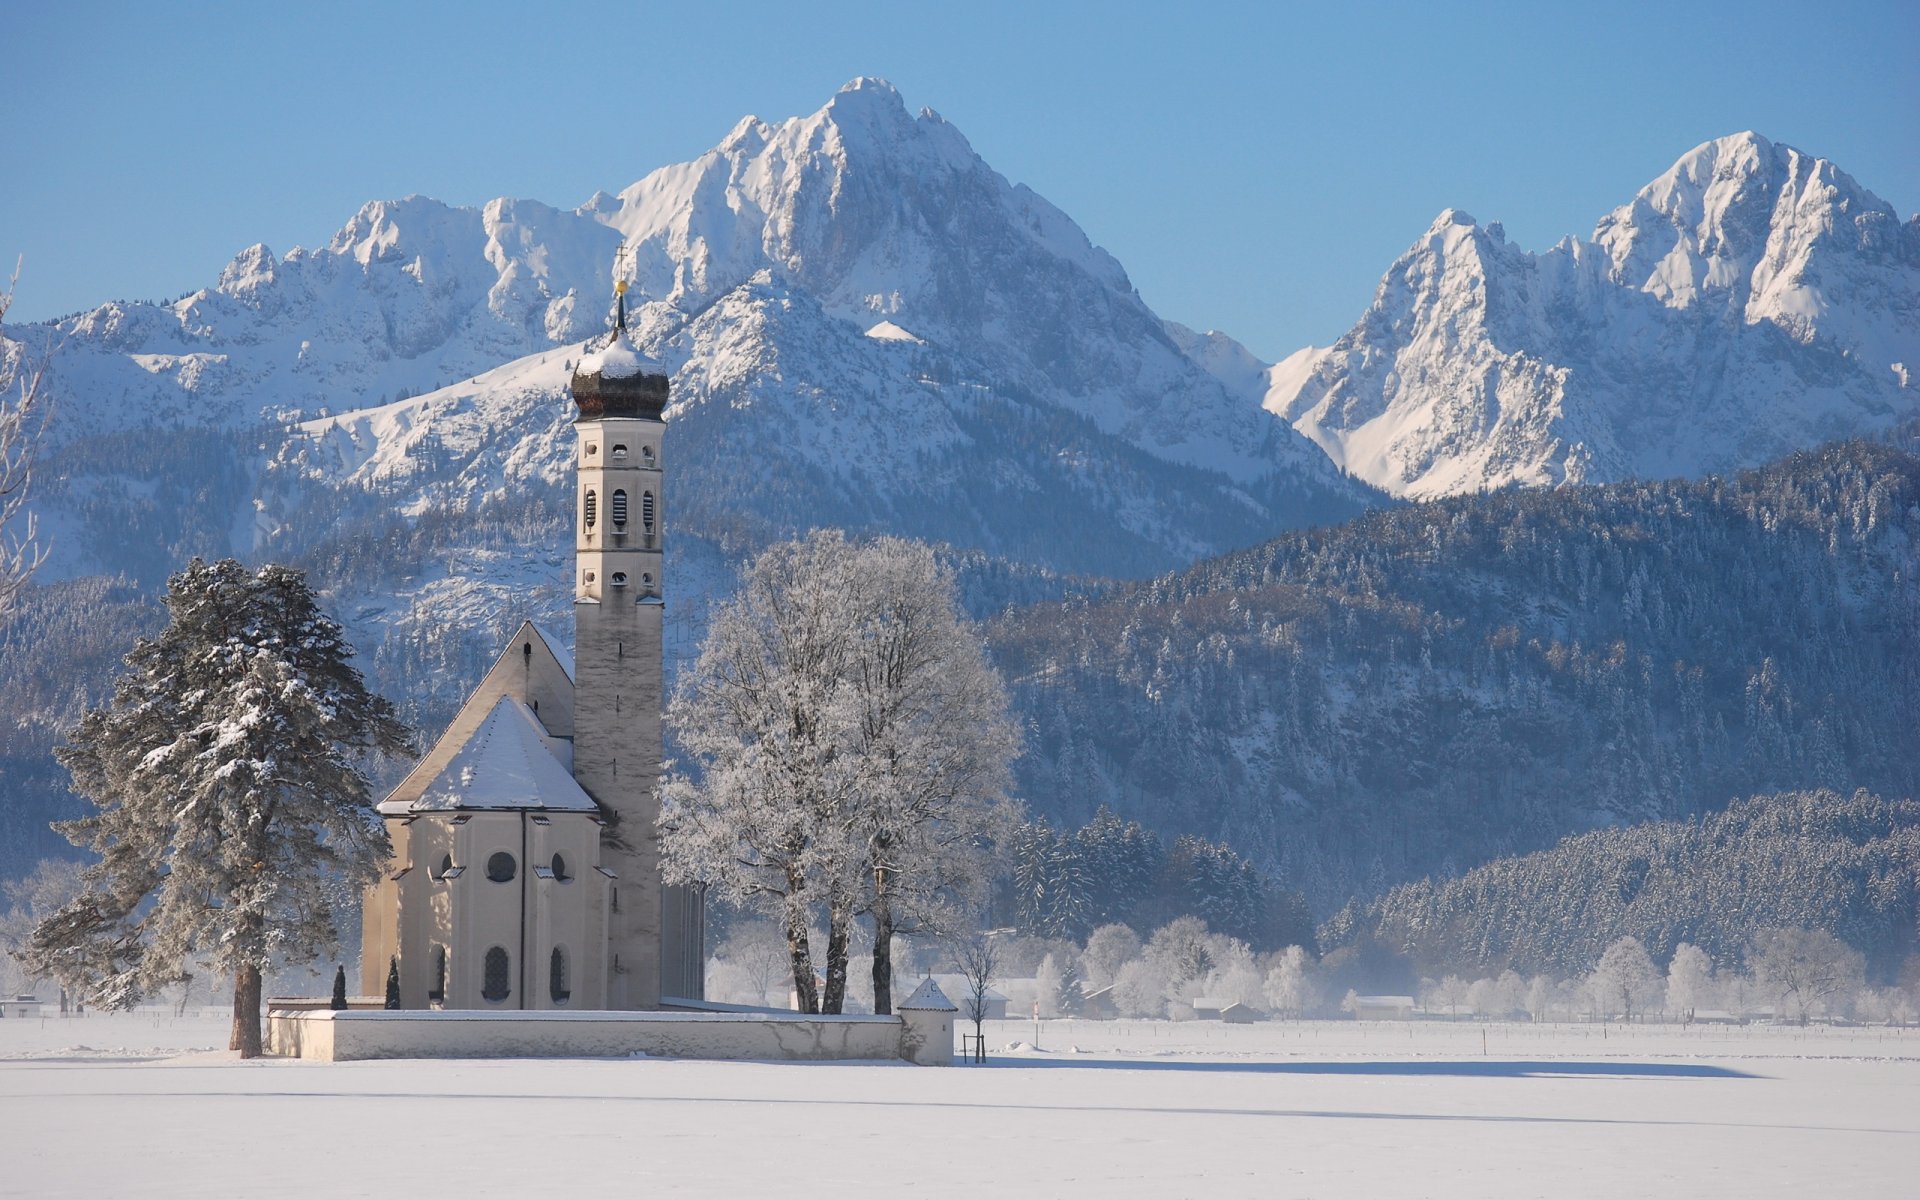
[1749,928,1866,1024]
[1035,952,1067,1018]
[1666,943,1715,1021]
[1081,923,1141,988]
[1591,936,1663,1022]
[21,559,410,1056]
[1145,916,1214,998]
[1263,944,1314,1017]
[1112,958,1170,1018]
[843,538,1020,1013]
[661,531,1019,1014]
[0,859,86,999]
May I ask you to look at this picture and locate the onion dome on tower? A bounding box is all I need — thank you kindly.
[570,248,669,420]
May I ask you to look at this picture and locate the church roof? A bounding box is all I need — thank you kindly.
[530,622,575,683]
[379,696,597,815]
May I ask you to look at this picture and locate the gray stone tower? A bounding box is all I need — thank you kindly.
[569,277,703,1006]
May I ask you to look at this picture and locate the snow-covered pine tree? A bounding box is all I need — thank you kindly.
[21,558,410,1057]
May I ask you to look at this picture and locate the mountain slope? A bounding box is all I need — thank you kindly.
[1271,134,1920,497]
[987,439,1920,908]
[1332,789,1920,980]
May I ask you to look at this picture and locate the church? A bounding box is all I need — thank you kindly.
[359,269,704,1010]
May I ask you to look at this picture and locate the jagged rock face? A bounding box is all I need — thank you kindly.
[18,77,1370,592]
[1271,133,1920,498]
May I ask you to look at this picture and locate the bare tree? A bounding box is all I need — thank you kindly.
[0,260,50,619]
[952,933,1001,1056]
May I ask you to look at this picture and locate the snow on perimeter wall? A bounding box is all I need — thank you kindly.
[268,1006,955,1066]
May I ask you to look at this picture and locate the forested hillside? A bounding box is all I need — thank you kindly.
[1329,789,1920,979]
[991,440,1920,908]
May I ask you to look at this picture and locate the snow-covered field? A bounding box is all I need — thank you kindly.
[3,1012,1915,1197]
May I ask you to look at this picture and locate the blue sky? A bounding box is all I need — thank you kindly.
[4,0,1914,360]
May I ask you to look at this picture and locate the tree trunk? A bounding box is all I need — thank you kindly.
[821,892,850,1015]
[871,869,894,1016]
[783,889,818,1014]
[231,964,263,1059]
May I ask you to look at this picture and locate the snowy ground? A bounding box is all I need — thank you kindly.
[3,1012,1915,1198]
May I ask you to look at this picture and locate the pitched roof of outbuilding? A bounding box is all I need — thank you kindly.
[379,696,597,814]
[898,978,958,1012]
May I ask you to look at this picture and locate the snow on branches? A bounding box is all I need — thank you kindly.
[22,558,412,1055]
[660,531,1021,1014]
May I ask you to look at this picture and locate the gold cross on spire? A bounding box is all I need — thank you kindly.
[612,242,631,331]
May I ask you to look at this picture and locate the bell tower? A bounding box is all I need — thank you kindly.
[568,252,702,1007]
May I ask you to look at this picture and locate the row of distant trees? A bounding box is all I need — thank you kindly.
[1411,931,1915,1025]
[703,915,1920,1027]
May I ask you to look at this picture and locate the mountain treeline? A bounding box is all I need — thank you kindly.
[1329,789,1920,980]
[991,440,1920,908]
[998,808,1316,951]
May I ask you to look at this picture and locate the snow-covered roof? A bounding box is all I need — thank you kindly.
[381,696,597,814]
[529,622,575,683]
[577,328,663,379]
[897,978,957,1012]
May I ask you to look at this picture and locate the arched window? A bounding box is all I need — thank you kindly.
[428,944,447,1003]
[550,947,571,1004]
[432,854,453,881]
[610,571,628,588]
[611,489,628,528]
[583,490,597,529]
[611,444,628,461]
[642,491,656,534]
[482,947,510,1002]
[486,852,516,883]
[551,853,572,882]
[641,445,655,465]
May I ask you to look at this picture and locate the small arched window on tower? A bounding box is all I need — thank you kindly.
[550,946,571,1004]
[611,444,628,462]
[641,444,655,466]
[642,491,656,536]
[551,853,572,882]
[432,854,454,881]
[583,489,598,530]
[482,947,510,1002]
[611,489,628,529]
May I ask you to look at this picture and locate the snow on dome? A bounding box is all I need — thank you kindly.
[577,329,663,379]
[898,978,957,1011]
[865,320,925,344]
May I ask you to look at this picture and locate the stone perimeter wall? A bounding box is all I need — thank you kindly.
[269,1007,954,1066]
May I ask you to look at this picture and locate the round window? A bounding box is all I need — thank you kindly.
[486,852,516,883]
[552,852,572,882]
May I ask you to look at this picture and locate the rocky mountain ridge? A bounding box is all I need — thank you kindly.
[1269,133,1919,497]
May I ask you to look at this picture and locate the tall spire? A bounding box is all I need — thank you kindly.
[612,241,633,332]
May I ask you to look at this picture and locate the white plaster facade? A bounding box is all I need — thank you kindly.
[361,309,703,1011]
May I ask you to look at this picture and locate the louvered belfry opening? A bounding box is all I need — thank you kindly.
[611,489,628,528]
[583,489,597,529]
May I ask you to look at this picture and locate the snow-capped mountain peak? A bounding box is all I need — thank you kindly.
[1272,134,1918,498]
